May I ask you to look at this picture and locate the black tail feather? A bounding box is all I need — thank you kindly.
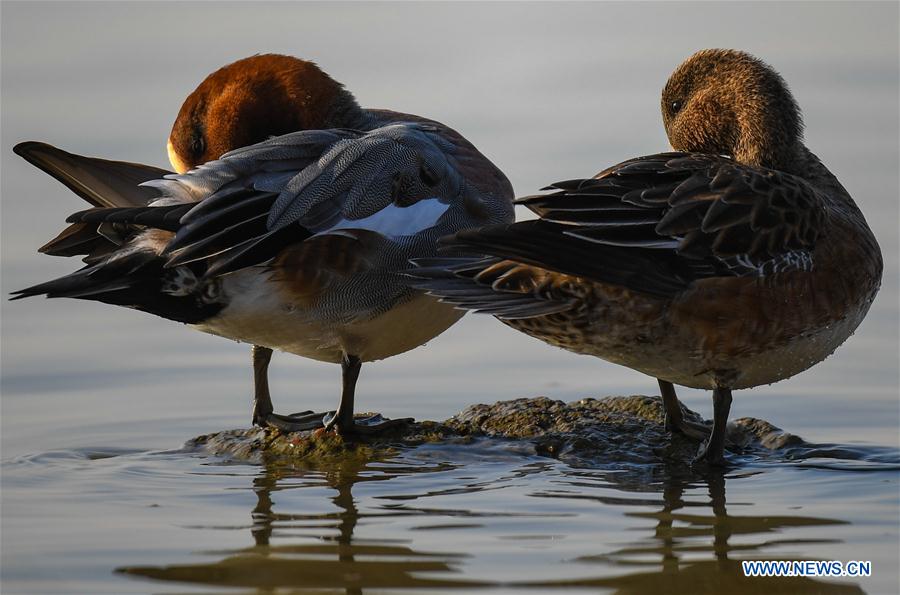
[440,221,692,299]
[14,141,178,260]
[203,224,306,279]
[66,204,193,232]
[11,250,224,324]
[13,141,171,208]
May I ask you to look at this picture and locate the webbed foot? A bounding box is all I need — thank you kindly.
[665,413,712,441]
[322,412,414,436]
[255,410,333,433]
[691,387,733,467]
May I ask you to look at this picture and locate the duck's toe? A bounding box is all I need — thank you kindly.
[258,411,333,433]
[693,437,730,467]
[324,412,414,437]
[665,414,712,442]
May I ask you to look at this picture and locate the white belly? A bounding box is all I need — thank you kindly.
[192,271,464,363]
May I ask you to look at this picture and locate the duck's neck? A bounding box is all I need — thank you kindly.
[730,90,807,176]
[771,143,812,177]
[731,137,810,177]
[323,88,375,130]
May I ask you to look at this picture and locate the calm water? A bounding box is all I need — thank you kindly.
[2,2,898,594]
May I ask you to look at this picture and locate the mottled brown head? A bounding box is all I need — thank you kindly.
[168,54,364,173]
[661,49,804,171]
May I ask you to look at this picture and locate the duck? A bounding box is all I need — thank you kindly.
[410,49,883,465]
[12,53,514,435]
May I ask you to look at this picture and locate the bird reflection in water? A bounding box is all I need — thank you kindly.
[242,458,484,592]
[118,459,863,594]
[119,456,489,591]
[559,471,861,594]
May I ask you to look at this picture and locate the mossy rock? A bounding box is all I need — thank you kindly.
[188,395,803,468]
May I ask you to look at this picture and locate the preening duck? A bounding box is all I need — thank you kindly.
[13,54,514,434]
[411,49,883,465]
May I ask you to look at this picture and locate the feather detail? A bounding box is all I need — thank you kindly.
[421,151,825,309]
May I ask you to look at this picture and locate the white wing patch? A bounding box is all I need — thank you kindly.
[318,198,450,240]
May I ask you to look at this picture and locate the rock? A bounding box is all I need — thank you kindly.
[187,395,810,468]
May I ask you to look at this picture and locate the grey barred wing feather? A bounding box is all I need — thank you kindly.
[143,123,467,277]
[262,123,464,230]
[12,123,469,320]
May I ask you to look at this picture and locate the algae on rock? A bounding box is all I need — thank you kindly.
[188,395,803,467]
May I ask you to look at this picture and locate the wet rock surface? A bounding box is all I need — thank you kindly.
[188,395,809,468]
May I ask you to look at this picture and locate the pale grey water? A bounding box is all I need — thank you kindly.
[1,2,899,594]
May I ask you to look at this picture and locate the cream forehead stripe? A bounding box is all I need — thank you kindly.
[167,139,191,174]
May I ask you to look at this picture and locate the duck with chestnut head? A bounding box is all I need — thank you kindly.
[411,49,883,465]
[13,54,514,435]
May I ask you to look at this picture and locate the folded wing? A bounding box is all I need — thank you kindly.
[13,123,475,322]
[152,122,467,278]
[411,152,825,315]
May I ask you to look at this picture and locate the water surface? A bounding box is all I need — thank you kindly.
[2,2,898,594]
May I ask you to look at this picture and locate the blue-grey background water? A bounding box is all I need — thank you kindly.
[2,2,898,593]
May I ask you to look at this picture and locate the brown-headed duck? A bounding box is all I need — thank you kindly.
[411,49,883,465]
[13,54,514,435]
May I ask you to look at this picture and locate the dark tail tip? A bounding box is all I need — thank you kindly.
[14,140,55,159]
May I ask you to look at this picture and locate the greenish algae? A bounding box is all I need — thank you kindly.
[188,395,804,467]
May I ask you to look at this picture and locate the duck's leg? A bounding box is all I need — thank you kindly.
[251,345,275,425]
[659,380,710,441]
[323,354,413,436]
[694,387,732,466]
[323,354,362,433]
[251,345,332,432]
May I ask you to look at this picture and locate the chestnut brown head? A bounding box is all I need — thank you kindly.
[167,54,363,173]
[661,49,804,171]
